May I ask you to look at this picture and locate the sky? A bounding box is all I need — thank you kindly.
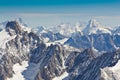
[0,0,120,28]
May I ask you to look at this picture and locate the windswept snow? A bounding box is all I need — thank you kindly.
[52,71,68,80]
[7,61,28,80]
[110,60,120,72]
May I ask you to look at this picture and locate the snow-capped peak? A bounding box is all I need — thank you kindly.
[0,20,31,49]
[0,18,31,33]
[32,26,45,33]
[16,18,23,24]
[75,21,86,31]
[15,18,31,33]
[83,19,111,35]
[49,23,75,37]
[88,19,101,28]
[15,18,28,27]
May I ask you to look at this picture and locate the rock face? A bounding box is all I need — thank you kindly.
[6,21,23,36]
[32,26,66,42]
[31,47,120,80]
[31,44,69,80]
[65,33,120,52]
[41,32,65,42]
[0,21,43,80]
[74,49,120,80]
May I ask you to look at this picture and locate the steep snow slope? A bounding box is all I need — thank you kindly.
[0,30,16,49]
[7,61,28,80]
[101,60,120,80]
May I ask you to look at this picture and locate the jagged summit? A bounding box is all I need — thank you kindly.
[88,19,101,28]
[6,21,23,35]
[0,18,29,32]
[83,19,111,34]
[16,18,23,23]
[15,17,28,27]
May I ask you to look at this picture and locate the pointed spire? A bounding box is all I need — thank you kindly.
[88,19,100,28]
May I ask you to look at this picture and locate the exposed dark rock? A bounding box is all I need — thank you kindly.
[6,21,22,36]
[0,20,43,80]
[34,44,70,80]
[74,49,120,80]
[65,34,118,52]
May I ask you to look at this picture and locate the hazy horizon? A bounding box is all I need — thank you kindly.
[0,0,120,28]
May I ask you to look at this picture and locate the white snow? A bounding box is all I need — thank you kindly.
[54,38,68,44]
[63,44,81,52]
[0,29,16,49]
[101,60,120,80]
[20,62,40,80]
[7,61,40,80]
[7,61,28,80]
[83,19,112,35]
[46,38,68,46]
[21,25,31,33]
[52,71,68,80]
[44,66,47,69]
[40,30,48,33]
[43,37,49,43]
[75,22,86,32]
[87,27,111,35]
[110,60,120,72]
[49,23,77,37]
[92,47,98,53]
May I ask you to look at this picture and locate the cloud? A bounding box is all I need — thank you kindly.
[17,13,90,17]
[95,16,120,19]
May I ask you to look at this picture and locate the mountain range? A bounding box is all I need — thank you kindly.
[0,18,120,80]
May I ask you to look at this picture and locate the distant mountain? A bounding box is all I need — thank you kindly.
[49,23,74,37]
[113,26,120,35]
[48,22,86,37]
[83,19,111,34]
[64,19,120,52]
[15,18,28,27]
[0,21,8,31]
[32,26,66,42]
[65,33,120,52]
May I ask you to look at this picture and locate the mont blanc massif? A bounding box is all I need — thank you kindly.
[0,18,120,80]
